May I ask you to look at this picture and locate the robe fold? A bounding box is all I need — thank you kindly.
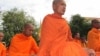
[73,39,82,46]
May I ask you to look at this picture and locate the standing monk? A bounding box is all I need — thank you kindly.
[8,23,39,56]
[38,0,88,56]
[87,19,100,51]
[0,32,6,56]
[87,19,100,56]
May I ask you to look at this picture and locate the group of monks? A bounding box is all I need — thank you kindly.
[0,0,100,56]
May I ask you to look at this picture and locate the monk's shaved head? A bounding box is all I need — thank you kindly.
[92,19,100,24]
[52,0,66,15]
[24,23,34,29]
[53,0,63,5]
[91,19,100,29]
[23,23,34,37]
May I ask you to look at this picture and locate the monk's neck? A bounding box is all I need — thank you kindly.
[53,13,62,18]
[93,27,100,30]
[22,33,30,37]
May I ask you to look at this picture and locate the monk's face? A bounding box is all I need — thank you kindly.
[23,25,34,37]
[92,19,100,29]
[0,32,4,41]
[53,0,66,15]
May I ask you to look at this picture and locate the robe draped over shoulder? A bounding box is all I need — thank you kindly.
[38,13,88,56]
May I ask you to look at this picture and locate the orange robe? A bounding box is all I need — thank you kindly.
[87,28,100,52]
[8,33,39,56]
[73,39,87,47]
[0,42,6,56]
[96,52,100,56]
[38,13,88,56]
[73,39,82,46]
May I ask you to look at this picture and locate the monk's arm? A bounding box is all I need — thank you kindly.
[40,16,57,43]
[31,38,39,54]
[8,35,17,54]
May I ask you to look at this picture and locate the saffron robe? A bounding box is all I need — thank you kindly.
[87,28,100,52]
[8,33,39,56]
[38,13,88,56]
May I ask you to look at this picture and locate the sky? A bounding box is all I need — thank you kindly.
[0,0,100,24]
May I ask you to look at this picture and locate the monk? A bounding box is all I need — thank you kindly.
[8,23,39,56]
[72,31,82,46]
[87,19,100,51]
[87,19,100,56]
[72,32,96,56]
[73,33,87,47]
[0,32,6,56]
[38,0,88,56]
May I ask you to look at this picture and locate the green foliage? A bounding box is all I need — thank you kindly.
[1,8,39,46]
[70,14,91,39]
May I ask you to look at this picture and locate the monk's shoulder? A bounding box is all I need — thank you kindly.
[88,30,92,34]
[29,36,37,43]
[12,33,22,40]
[29,36,35,40]
[87,31,93,38]
[14,33,21,37]
[88,29,95,35]
[87,29,98,39]
[0,42,6,49]
[43,14,52,21]
[41,14,53,25]
[45,14,52,18]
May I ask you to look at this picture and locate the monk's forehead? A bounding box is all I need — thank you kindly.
[24,23,33,28]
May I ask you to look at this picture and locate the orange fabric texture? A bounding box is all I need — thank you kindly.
[0,42,6,56]
[96,52,100,56]
[87,28,100,52]
[38,13,88,56]
[73,39,82,46]
[8,33,39,56]
[73,39,87,47]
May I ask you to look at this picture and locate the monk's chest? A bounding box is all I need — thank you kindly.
[15,39,32,49]
[52,18,70,32]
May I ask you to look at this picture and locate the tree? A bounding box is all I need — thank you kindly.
[70,14,91,39]
[2,8,39,46]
